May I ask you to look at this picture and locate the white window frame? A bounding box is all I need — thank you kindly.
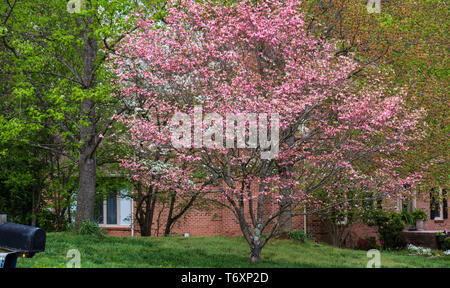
[98,195,132,227]
[431,187,444,220]
[397,193,416,213]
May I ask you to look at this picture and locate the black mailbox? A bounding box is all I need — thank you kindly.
[0,252,18,268]
[0,222,46,268]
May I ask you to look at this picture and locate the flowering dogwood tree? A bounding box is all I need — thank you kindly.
[113,0,424,262]
[110,95,209,236]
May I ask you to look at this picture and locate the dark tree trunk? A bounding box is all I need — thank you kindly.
[31,186,41,227]
[155,203,166,236]
[75,107,97,229]
[278,196,292,238]
[74,16,98,230]
[164,191,199,236]
[136,185,158,236]
[67,194,72,224]
[146,188,157,235]
[164,192,176,236]
[277,133,295,238]
[55,207,67,232]
[249,245,263,263]
[137,196,151,236]
[237,214,264,263]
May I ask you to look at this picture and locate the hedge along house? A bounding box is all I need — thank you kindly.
[94,180,449,249]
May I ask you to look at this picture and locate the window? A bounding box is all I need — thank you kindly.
[399,198,415,213]
[430,187,448,220]
[397,185,416,213]
[397,195,416,213]
[95,190,132,226]
[106,195,117,224]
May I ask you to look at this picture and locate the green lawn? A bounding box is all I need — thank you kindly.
[16,232,450,268]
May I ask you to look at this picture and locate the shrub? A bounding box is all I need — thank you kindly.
[36,209,58,232]
[436,232,448,250]
[355,237,378,250]
[288,229,312,243]
[66,222,75,232]
[365,210,407,250]
[442,238,450,251]
[78,220,106,237]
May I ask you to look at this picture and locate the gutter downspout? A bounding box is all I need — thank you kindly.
[131,198,134,237]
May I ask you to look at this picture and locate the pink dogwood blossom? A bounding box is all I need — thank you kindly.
[112,0,424,262]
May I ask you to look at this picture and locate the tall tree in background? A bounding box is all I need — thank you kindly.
[303,0,448,188]
[267,0,449,236]
[0,0,164,228]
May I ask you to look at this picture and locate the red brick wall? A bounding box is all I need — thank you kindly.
[103,190,450,248]
[103,204,243,237]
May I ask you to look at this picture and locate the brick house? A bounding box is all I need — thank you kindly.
[95,185,449,248]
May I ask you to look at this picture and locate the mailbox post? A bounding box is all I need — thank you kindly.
[0,214,6,225]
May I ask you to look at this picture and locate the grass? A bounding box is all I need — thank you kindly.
[16,232,450,268]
